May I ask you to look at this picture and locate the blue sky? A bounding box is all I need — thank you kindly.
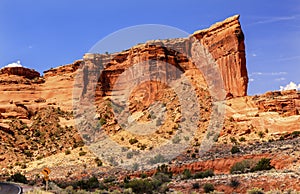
[0,0,299,95]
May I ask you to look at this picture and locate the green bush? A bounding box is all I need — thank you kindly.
[127,152,134,159]
[148,154,166,165]
[231,145,240,154]
[156,164,172,178]
[99,118,107,126]
[230,159,255,174]
[129,138,138,145]
[203,183,214,193]
[94,157,103,166]
[125,179,161,194]
[258,131,265,138]
[229,178,240,188]
[251,158,273,172]
[24,149,33,157]
[230,158,273,174]
[71,176,102,191]
[230,137,237,144]
[172,135,181,144]
[153,172,171,183]
[239,137,246,142]
[291,131,300,138]
[7,172,28,184]
[79,151,87,156]
[103,176,116,183]
[193,169,214,179]
[65,149,71,155]
[192,182,200,189]
[182,169,192,179]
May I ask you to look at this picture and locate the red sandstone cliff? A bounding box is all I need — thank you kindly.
[0,66,40,79]
[81,15,248,98]
[193,15,248,97]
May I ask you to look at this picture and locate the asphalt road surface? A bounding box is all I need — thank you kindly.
[0,182,22,194]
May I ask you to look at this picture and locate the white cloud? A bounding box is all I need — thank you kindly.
[2,60,23,68]
[247,15,297,26]
[249,78,255,82]
[275,77,286,81]
[280,82,300,91]
[251,72,287,76]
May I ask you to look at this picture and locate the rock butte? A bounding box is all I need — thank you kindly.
[80,14,248,99]
[0,15,299,193]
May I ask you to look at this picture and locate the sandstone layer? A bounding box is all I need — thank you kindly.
[81,14,248,99]
[0,15,299,194]
[0,67,40,80]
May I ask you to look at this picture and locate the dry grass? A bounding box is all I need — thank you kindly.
[26,189,53,194]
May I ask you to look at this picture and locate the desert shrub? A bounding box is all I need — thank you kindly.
[24,149,33,157]
[65,149,71,155]
[7,172,28,184]
[191,153,197,158]
[231,158,273,174]
[153,172,171,183]
[230,159,255,174]
[148,154,166,165]
[247,188,265,194]
[251,158,273,172]
[124,175,131,183]
[103,176,116,183]
[229,178,240,188]
[108,156,118,166]
[36,155,44,160]
[231,145,240,154]
[156,164,172,178]
[129,138,138,145]
[192,182,200,189]
[125,178,161,194]
[74,140,85,148]
[291,131,300,138]
[239,137,246,142]
[132,163,139,171]
[71,176,102,191]
[99,118,107,126]
[230,137,237,144]
[193,169,214,179]
[79,151,87,156]
[94,157,102,166]
[172,135,181,144]
[182,169,192,179]
[258,131,265,138]
[203,183,214,193]
[140,173,147,178]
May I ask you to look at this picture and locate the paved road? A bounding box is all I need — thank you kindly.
[0,182,22,194]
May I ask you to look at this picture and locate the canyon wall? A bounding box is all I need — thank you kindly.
[81,15,248,98]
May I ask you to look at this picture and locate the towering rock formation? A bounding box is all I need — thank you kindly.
[81,15,248,98]
[193,15,248,97]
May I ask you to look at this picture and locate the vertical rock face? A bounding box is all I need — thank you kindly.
[81,15,248,98]
[193,15,248,97]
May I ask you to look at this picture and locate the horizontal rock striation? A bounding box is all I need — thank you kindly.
[0,67,40,79]
[81,15,248,99]
[254,90,300,116]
